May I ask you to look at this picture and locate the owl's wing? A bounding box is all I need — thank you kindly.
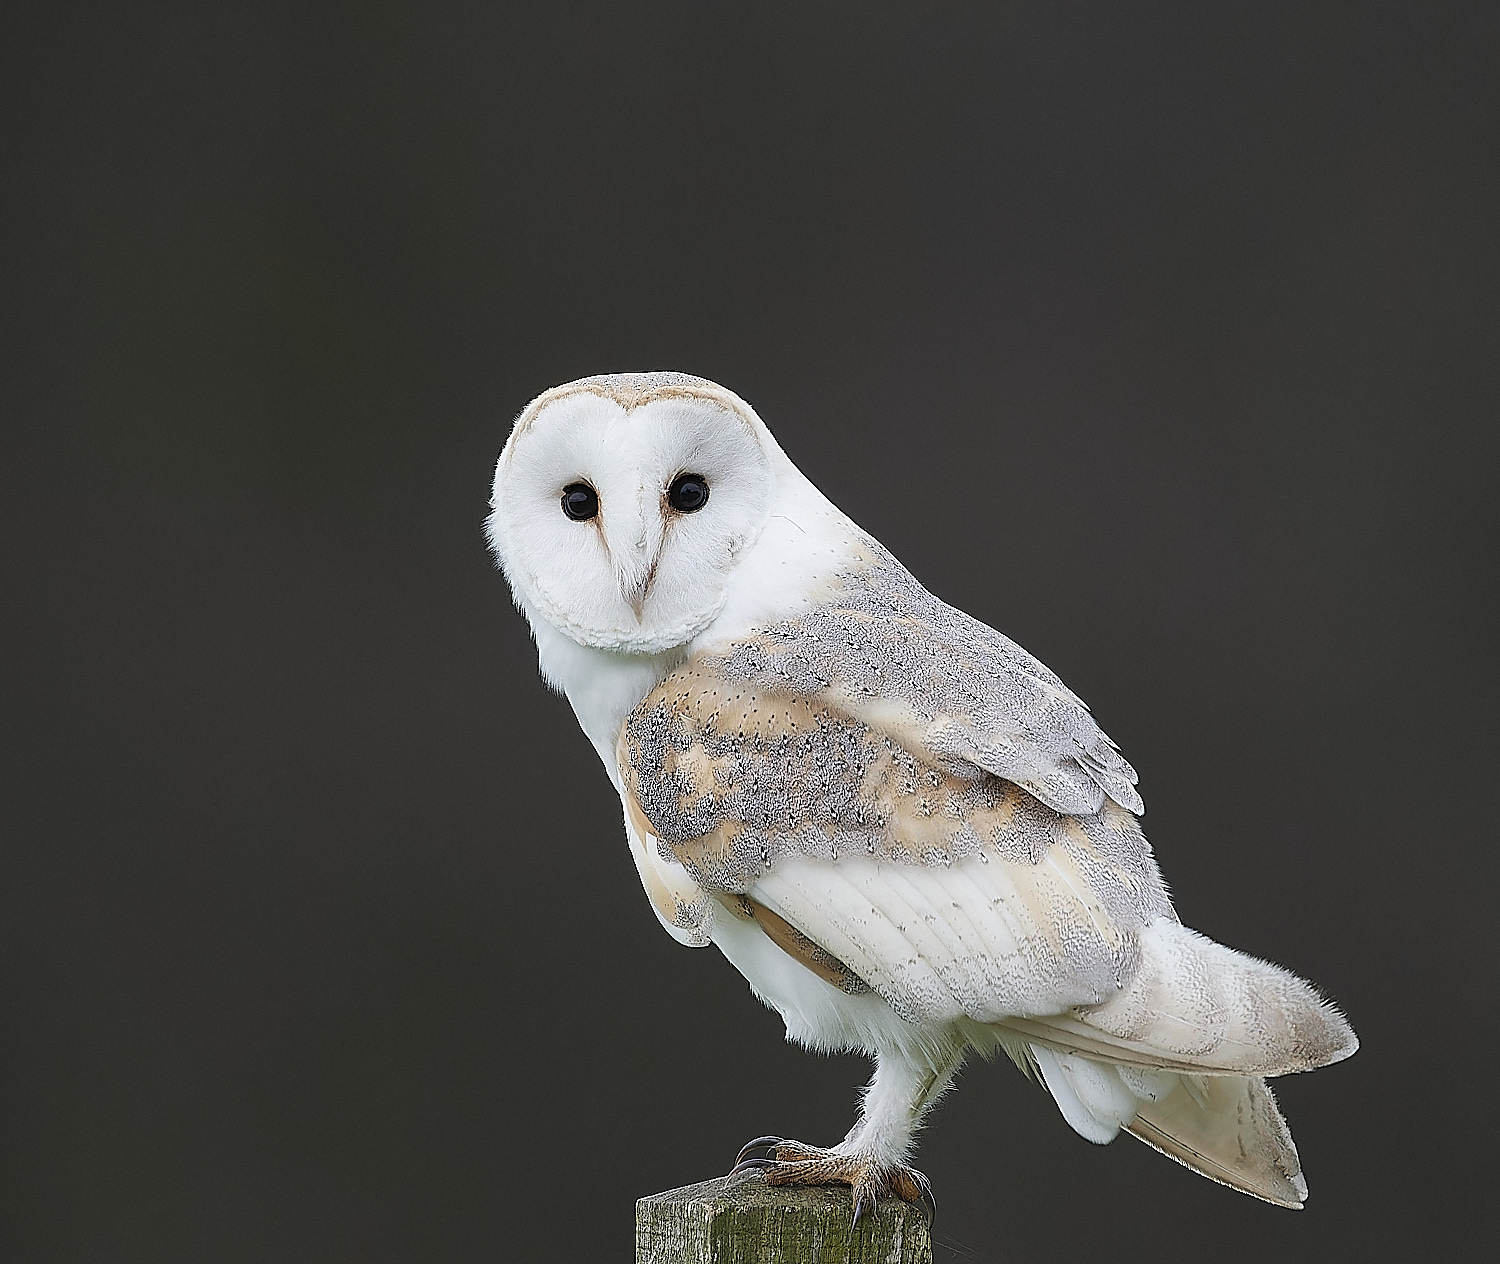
[620,663,1354,1077]
[707,542,1143,816]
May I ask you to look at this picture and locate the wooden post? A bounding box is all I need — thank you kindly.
[636,1174,932,1264]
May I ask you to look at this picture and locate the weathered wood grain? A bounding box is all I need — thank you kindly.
[636,1175,932,1264]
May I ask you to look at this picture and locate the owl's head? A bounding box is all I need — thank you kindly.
[487,373,785,655]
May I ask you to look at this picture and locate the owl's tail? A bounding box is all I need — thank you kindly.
[1029,1046,1308,1207]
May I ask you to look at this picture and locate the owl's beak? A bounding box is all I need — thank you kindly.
[611,493,663,620]
[620,557,659,619]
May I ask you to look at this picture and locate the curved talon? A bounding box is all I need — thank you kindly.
[912,1170,937,1228]
[734,1135,785,1167]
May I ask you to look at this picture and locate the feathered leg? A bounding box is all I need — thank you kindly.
[731,1036,965,1223]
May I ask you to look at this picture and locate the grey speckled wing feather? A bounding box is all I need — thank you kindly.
[713,539,1143,817]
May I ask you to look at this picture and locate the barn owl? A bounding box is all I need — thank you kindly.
[486,372,1356,1221]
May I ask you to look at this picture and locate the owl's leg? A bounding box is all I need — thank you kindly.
[730,1038,964,1224]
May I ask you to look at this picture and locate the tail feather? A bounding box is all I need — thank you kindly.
[1086,919,1358,1075]
[1126,1073,1307,1208]
[1000,919,1357,1077]
[1028,1045,1308,1207]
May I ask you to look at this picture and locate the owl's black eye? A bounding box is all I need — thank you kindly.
[560,483,599,521]
[667,473,710,513]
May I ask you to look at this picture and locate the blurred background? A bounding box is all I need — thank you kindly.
[2,2,1496,1260]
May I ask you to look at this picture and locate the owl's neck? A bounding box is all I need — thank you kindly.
[526,611,682,787]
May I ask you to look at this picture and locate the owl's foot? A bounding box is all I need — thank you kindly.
[728,1135,936,1227]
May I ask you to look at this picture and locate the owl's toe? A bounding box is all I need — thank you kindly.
[886,1165,937,1228]
[727,1140,935,1228]
[728,1135,835,1180]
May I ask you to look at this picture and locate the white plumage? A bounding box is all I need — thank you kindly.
[487,372,1356,1215]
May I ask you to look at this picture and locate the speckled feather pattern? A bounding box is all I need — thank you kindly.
[711,542,1143,817]
[623,667,1168,918]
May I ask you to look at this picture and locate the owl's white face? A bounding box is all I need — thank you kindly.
[488,385,776,656]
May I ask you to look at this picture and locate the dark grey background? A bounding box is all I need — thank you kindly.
[2,2,1496,1260]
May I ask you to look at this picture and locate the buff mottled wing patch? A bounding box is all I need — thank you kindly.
[620,661,1165,908]
[619,657,1176,1025]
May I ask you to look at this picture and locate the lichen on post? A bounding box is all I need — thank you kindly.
[636,1175,933,1264]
